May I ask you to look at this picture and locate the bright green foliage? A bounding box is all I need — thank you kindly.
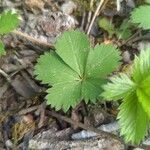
[55,31,90,75]
[101,48,150,144]
[146,0,150,4]
[34,30,121,111]
[116,20,133,40]
[98,17,116,37]
[0,10,20,57]
[0,10,20,34]
[98,17,133,40]
[0,41,5,56]
[131,5,150,30]
[118,93,149,144]
[101,73,136,100]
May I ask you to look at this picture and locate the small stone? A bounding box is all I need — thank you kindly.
[61,1,77,15]
[98,121,119,134]
[138,41,150,51]
[22,114,34,124]
[122,51,131,63]
[19,50,36,56]
[71,121,119,140]
[127,0,135,8]
[25,0,45,14]
[143,137,150,145]
[1,64,18,73]
[5,140,13,148]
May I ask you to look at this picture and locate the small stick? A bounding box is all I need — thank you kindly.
[48,110,123,143]
[85,0,95,31]
[87,0,105,35]
[12,30,54,49]
[80,11,86,31]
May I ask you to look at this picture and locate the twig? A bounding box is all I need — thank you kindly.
[18,105,39,115]
[85,0,95,31]
[47,110,123,143]
[80,11,86,31]
[129,34,150,43]
[12,30,54,49]
[87,0,108,35]
[0,69,11,82]
[121,29,141,46]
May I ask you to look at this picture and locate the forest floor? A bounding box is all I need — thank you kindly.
[0,0,150,150]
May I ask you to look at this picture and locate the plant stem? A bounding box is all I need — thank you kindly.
[12,30,54,49]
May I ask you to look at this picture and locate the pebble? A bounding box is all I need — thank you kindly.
[71,121,119,140]
[143,137,150,145]
[22,114,34,124]
[5,140,13,149]
[122,51,131,63]
[98,121,119,133]
[25,0,45,14]
[127,0,135,8]
[138,41,150,51]
[61,1,77,15]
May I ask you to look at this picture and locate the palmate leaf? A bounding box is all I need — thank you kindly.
[0,10,20,34]
[101,48,150,144]
[131,5,150,30]
[0,41,5,56]
[118,93,149,144]
[34,30,121,111]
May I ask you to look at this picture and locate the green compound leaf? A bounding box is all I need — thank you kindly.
[34,30,121,111]
[118,93,149,145]
[102,47,150,144]
[131,5,150,30]
[0,41,5,56]
[0,10,20,34]
[55,30,90,75]
[101,73,136,100]
[85,44,121,78]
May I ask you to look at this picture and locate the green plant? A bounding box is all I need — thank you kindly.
[0,10,20,56]
[34,30,121,111]
[131,0,150,29]
[101,48,150,144]
[98,17,133,40]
